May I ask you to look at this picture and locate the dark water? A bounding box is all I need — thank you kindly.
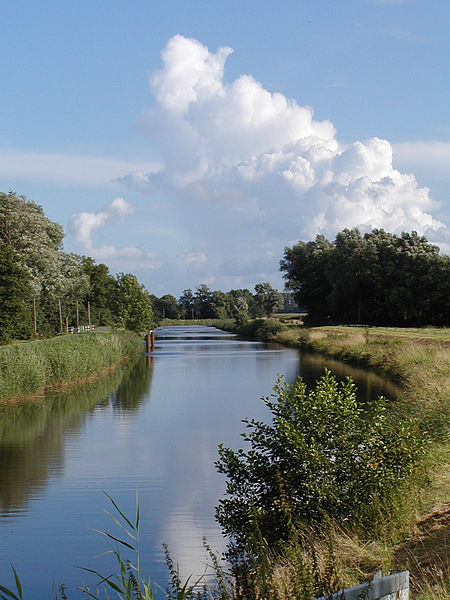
[0,326,397,598]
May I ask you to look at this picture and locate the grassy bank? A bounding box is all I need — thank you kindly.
[215,318,449,597]
[0,329,141,403]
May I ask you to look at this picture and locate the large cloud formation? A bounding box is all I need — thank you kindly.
[126,35,444,238]
[116,35,448,289]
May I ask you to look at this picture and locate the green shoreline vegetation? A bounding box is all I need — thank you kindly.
[161,317,448,598]
[216,317,449,599]
[0,329,141,403]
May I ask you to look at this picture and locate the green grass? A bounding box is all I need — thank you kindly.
[210,319,449,597]
[0,330,141,402]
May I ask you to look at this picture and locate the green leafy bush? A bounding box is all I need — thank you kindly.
[216,371,425,549]
[237,318,284,341]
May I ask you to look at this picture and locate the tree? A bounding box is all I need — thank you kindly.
[280,235,333,322]
[0,242,33,343]
[216,371,423,549]
[155,294,180,320]
[210,290,232,319]
[194,284,214,319]
[254,282,283,317]
[227,289,257,318]
[326,229,376,323]
[178,289,195,319]
[280,228,450,326]
[0,191,89,334]
[115,273,154,333]
[82,257,117,326]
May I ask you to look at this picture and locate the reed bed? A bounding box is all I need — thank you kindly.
[0,330,140,402]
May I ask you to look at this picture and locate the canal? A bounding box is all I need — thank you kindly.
[0,326,397,598]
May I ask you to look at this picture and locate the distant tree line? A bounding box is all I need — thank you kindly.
[172,282,285,323]
[281,228,450,326]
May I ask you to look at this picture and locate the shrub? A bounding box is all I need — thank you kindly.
[216,371,425,550]
[237,318,284,341]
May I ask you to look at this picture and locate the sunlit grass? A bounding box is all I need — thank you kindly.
[0,330,140,403]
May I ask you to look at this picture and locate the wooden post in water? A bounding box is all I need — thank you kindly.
[145,333,151,354]
[151,330,155,351]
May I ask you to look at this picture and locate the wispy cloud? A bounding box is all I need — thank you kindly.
[0,149,160,187]
[384,25,424,41]
[68,197,164,270]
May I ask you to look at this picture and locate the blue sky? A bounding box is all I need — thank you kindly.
[1,0,449,296]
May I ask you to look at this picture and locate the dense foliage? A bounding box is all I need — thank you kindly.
[0,242,33,343]
[177,283,284,321]
[0,330,140,400]
[216,371,424,549]
[280,228,450,325]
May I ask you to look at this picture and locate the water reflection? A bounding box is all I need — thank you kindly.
[293,350,399,403]
[0,357,153,517]
[110,358,154,413]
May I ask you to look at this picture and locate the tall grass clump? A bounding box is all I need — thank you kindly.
[0,330,140,402]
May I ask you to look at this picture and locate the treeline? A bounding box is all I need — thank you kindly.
[281,228,450,326]
[153,282,293,323]
[0,191,154,343]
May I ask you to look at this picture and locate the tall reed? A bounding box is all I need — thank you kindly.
[0,330,140,402]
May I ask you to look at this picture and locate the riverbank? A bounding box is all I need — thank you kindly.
[0,329,141,403]
[214,318,449,597]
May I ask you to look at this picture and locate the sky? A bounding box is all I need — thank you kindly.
[1,0,449,297]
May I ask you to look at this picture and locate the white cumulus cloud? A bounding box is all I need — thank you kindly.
[69,197,135,249]
[124,36,445,250]
[68,198,164,270]
[115,35,448,288]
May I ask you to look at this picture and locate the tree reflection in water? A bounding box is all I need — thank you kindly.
[0,357,153,516]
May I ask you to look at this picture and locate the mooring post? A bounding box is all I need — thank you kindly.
[151,330,155,351]
[145,333,151,354]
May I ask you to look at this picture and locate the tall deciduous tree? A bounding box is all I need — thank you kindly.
[254,282,283,317]
[82,257,117,325]
[0,192,89,334]
[0,242,33,343]
[178,288,195,319]
[115,273,154,333]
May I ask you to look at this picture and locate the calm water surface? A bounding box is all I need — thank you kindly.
[0,326,397,598]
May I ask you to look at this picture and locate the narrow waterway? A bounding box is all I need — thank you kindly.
[0,326,397,598]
